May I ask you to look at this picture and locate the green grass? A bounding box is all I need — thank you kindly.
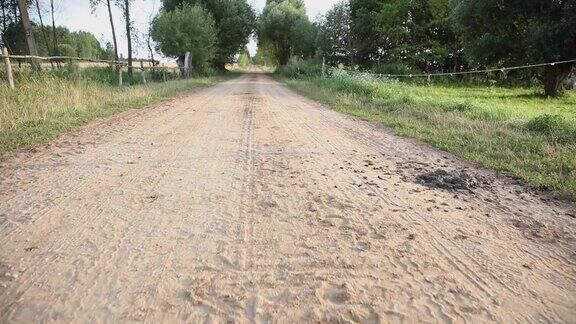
[279,75,576,200]
[0,70,233,160]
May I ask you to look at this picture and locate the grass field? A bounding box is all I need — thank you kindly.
[0,71,232,160]
[280,74,576,200]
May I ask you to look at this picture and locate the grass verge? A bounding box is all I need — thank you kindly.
[279,75,576,200]
[0,72,234,160]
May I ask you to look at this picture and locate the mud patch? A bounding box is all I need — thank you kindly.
[416,169,485,192]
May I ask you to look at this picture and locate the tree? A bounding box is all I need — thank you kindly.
[116,0,133,77]
[258,0,315,66]
[1,0,20,46]
[151,3,216,72]
[254,41,278,67]
[102,41,115,59]
[16,0,40,69]
[316,1,354,66]
[3,22,110,59]
[2,20,27,54]
[371,0,463,73]
[34,0,52,63]
[70,31,105,58]
[161,0,256,71]
[49,0,57,57]
[451,0,576,96]
[349,0,385,67]
[90,0,118,61]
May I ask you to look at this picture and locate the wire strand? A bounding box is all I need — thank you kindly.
[336,59,576,78]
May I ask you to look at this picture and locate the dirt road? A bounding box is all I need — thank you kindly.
[1,73,575,323]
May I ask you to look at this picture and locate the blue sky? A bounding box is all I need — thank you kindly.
[42,0,340,61]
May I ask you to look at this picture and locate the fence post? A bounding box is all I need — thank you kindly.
[140,61,146,84]
[163,68,167,82]
[2,47,14,89]
[322,57,325,77]
[118,64,123,87]
[70,58,78,83]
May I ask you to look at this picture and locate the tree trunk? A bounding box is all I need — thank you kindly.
[49,0,59,68]
[1,0,8,45]
[16,0,40,70]
[278,44,290,66]
[146,28,154,64]
[34,0,53,68]
[124,0,132,79]
[544,63,573,97]
[106,0,118,61]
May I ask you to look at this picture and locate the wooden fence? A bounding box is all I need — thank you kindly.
[1,46,180,89]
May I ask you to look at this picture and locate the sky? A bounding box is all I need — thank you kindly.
[38,0,340,62]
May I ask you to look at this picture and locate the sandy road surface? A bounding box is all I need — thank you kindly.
[0,73,575,323]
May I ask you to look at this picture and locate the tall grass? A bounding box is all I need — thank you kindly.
[0,69,230,160]
[280,74,576,200]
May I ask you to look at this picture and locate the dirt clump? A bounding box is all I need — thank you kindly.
[417,169,482,191]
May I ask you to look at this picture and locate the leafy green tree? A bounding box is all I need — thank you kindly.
[2,21,27,55]
[254,41,278,67]
[161,0,255,70]
[349,0,385,67]
[258,0,316,66]
[451,0,576,96]
[57,43,75,57]
[316,1,354,66]
[151,3,217,72]
[375,0,462,72]
[102,41,116,60]
[350,0,463,72]
[2,22,109,59]
[69,31,105,59]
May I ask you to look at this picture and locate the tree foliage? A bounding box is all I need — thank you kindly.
[258,0,316,66]
[349,0,385,66]
[151,3,217,71]
[348,0,461,72]
[2,21,110,59]
[161,0,256,70]
[451,0,576,96]
[316,1,354,66]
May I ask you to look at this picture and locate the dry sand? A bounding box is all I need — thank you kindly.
[0,72,575,322]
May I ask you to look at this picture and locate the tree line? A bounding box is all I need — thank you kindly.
[1,0,257,75]
[256,0,576,97]
[2,0,574,95]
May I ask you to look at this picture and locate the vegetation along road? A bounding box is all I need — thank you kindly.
[0,73,574,322]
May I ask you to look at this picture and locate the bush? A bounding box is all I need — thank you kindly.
[276,58,323,78]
